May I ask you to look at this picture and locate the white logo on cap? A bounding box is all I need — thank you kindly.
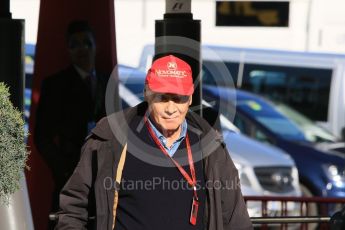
[155,61,188,78]
[167,62,177,70]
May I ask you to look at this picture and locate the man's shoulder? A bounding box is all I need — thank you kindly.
[187,110,215,134]
[90,104,142,141]
[187,110,227,162]
[89,116,113,141]
[43,66,76,85]
[96,71,110,80]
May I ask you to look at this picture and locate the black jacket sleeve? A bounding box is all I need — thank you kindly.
[219,141,253,230]
[35,78,69,175]
[55,139,95,230]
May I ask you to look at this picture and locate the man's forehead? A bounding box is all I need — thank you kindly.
[151,92,189,98]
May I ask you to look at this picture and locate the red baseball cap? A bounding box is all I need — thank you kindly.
[145,55,194,96]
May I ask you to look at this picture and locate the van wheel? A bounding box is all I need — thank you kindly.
[300,183,318,230]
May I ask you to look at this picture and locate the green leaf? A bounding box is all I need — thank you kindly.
[0,82,29,206]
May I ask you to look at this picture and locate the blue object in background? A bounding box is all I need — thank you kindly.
[203,85,345,201]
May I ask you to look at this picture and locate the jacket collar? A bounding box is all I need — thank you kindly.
[91,102,146,140]
[91,101,223,146]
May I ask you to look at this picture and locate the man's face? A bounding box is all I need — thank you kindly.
[146,91,192,133]
[68,31,96,72]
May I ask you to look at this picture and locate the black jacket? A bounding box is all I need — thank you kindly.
[35,65,108,188]
[56,102,253,230]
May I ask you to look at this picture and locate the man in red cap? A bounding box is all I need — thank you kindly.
[56,55,252,230]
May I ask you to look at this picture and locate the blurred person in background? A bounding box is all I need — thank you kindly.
[34,20,109,217]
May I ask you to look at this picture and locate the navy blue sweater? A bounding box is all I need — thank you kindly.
[114,115,206,230]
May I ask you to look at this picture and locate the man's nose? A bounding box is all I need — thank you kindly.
[165,100,177,114]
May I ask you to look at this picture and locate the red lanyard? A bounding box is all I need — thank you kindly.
[144,116,198,201]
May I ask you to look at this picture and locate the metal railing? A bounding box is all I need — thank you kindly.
[244,196,345,229]
[49,196,345,229]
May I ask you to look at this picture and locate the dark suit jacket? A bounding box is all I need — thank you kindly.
[35,65,109,188]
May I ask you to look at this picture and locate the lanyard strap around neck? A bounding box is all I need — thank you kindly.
[144,116,198,200]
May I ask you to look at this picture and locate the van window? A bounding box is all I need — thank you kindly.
[241,64,332,121]
[202,61,239,87]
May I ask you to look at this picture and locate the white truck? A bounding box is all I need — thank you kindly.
[139,44,345,140]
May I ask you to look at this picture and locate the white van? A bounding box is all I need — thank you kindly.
[139,45,345,140]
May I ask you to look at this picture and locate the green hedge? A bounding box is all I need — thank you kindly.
[0,82,28,205]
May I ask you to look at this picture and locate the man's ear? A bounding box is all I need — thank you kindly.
[144,85,153,102]
[143,85,148,101]
[189,96,192,106]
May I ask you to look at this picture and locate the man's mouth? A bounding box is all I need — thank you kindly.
[163,117,178,120]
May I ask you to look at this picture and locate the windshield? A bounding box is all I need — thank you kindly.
[237,100,307,141]
[256,117,306,140]
[274,102,337,143]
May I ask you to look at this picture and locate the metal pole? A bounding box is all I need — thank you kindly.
[0,0,11,18]
[251,216,331,224]
[155,0,202,114]
[305,0,313,51]
[0,175,34,230]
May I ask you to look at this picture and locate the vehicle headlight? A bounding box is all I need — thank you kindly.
[234,162,251,187]
[292,167,300,186]
[322,164,345,186]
